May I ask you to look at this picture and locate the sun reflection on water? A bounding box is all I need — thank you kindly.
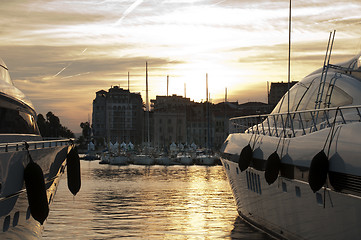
[43,161,267,239]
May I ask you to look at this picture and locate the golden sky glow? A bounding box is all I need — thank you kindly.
[1,0,361,132]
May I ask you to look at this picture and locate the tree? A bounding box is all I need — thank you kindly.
[37,114,48,136]
[80,122,91,138]
[37,112,74,138]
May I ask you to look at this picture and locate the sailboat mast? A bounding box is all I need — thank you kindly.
[206,73,210,150]
[167,75,169,96]
[146,62,150,146]
[206,73,208,102]
[184,83,186,98]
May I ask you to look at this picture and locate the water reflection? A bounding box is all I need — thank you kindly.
[43,162,268,239]
[231,217,273,240]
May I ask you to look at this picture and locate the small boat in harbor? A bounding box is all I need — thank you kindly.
[155,150,178,165]
[0,57,80,238]
[133,154,155,165]
[196,153,217,166]
[109,153,129,166]
[221,36,361,239]
[175,152,194,165]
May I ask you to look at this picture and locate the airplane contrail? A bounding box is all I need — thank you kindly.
[61,72,91,79]
[52,63,72,78]
[50,48,88,78]
[113,0,144,26]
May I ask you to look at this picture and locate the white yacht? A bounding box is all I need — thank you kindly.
[0,58,79,238]
[221,50,361,239]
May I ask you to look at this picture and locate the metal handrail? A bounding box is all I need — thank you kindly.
[0,138,74,153]
[229,105,361,137]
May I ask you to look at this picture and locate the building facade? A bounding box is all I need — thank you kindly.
[92,86,144,145]
[151,95,189,148]
[268,81,298,107]
[92,86,275,151]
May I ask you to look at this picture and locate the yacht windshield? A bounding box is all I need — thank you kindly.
[0,106,39,134]
[271,73,353,113]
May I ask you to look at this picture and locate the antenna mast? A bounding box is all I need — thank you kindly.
[206,73,208,102]
[287,0,291,116]
[184,83,186,98]
[167,75,169,96]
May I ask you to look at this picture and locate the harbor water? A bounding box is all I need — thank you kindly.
[43,161,270,239]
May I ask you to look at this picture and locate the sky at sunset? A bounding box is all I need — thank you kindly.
[1,0,361,132]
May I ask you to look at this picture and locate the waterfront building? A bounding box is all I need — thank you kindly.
[268,81,298,106]
[92,86,144,145]
[186,101,209,148]
[92,87,273,151]
[152,95,272,150]
[151,95,190,148]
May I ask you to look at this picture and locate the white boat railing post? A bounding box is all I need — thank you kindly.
[356,107,361,121]
[230,105,361,138]
[266,117,271,136]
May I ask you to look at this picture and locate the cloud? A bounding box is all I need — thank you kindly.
[1,0,361,132]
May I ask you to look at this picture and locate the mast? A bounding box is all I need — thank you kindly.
[287,0,291,117]
[206,73,210,150]
[167,75,169,96]
[267,81,270,103]
[128,71,130,91]
[184,83,186,98]
[146,62,150,146]
[206,73,208,102]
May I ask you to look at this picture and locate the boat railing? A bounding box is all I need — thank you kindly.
[229,105,361,137]
[0,138,74,153]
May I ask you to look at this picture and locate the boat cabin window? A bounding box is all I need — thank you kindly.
[271,74,352,114]
[0,107,40,134]
[272,81,310,114]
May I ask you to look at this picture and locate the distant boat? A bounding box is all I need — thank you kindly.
[133,154,155,165]
[109,153,129,166]
[195,150,217,166]
[0,57,80,238]
[175,152,194,165]
[155,151,178,165]
[99,152,110,164]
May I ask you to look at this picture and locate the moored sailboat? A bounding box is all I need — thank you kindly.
[133,62,155,166]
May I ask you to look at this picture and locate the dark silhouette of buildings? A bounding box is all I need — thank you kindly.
[268,81,298,107]
[92,87,274,150]
[92,86,143,145]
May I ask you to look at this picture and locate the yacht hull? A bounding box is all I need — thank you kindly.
[0,141,70,239]
[221,122,361,240]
